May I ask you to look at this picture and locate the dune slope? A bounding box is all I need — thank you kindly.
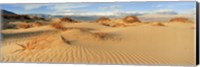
[0,22,196,65]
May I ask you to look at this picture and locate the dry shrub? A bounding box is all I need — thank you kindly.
[50,18,62,23]
[31,22,42,27]
[123,16,141,23]
[13,34,50,53]
[50,18,65,30]
[51,22,66,30]
[169,17,192,23]
[16,40,37,52]
[96,17,111,26]
[13,38,40,53]
[17,22,30,29]
[60,35,71,45]
[93,32,108,39]
[112,23,127,27]
[60,17,77,23]
[96,17,111,23]
[92,32,119,40]
[152,22,166,27]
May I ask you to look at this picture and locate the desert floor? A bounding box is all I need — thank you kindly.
[0,22,196,65]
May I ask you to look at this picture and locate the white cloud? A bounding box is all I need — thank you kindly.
[48,4,90,11]
[15,4,51,10]
[110,5,121,10]
[155,5,162,8]
[99,5,121,12]
[49,4,123,16]
[153,9,178,15]
[154,9,173,13]
[49,8,180,16]
[50,10,148,17]
[13,3,90,12]
[99,7,108,11]
[51,12,115,16]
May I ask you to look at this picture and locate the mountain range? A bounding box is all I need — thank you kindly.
[1,9,194,22]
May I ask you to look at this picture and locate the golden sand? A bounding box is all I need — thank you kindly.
[0,22,196,65]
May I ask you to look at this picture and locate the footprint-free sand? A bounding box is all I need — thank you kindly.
[0,22,196,65]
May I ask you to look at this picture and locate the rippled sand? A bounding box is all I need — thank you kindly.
[0,22,196,65]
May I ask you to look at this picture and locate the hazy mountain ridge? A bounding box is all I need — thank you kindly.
[1,9,195,22]
[1,9,45,22]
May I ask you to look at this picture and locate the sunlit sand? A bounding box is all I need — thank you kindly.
[0,16,196,65]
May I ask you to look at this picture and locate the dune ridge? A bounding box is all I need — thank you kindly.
[0,17,196,65]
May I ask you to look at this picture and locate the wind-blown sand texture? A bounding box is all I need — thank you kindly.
[0,21,196,65]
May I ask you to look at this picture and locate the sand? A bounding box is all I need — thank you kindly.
[0,22,196,65]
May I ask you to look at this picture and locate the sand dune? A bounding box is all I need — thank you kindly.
[0,21,196,65]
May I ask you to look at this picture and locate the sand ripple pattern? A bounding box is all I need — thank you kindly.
[0,24,195,65]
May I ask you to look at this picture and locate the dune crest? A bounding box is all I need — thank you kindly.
[123,16,141,23]
[169,17,193,23]
[0,17,195,65]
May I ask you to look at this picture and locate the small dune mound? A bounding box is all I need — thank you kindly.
[50,18,62,23]
[13,34,51,53]
[16,22,31,29]
[31,22,42,27]
[61,29,117,41]
[96,17,111,26]
[50,17,77,23]
[50,21,65,30]
[93,32,111,40]
[60,17,77,23]
[169,17,192,23]
[151,22,166,27]
[112,23,127,27]
[123,16,141,23]
[51,22,65,30]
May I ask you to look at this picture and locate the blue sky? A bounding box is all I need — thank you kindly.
[0,2,196,16]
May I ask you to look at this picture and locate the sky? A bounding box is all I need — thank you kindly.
[0,2,196,16]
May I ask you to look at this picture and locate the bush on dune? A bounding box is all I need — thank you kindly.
[152,22,166,27]
[123,16,141,23]
[50,18,66,31]
[112,23,127,27]
[96,17,111,23]
[169,17,193,23]
[31,22,42,27]
[60,17,77,23]
[16,22,31,29]
[13,34,50,53]
[96,17,111,26]
[93,32,108,39]
[51,22,65,30]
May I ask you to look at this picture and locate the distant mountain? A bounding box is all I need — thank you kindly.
[1,9,45,22]
[26,14,124,22]
[1,9,17,15]
[28,14,53,20]
[156,11,178,15]
[27,14,101,21]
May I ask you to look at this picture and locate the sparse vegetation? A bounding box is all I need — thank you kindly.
[60,17,77,23]
[31,22,42,27]
[12,40,38,53]
[93,32,109,40]
[112,23,127,27]
[96,17,111,26]
[169,17,193,23]
[50,21,66,30]
[152,22,166,27]
[16,22,31,29]
[49,18,67,31]
[123,16,141,23]
[60,35,71,45]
